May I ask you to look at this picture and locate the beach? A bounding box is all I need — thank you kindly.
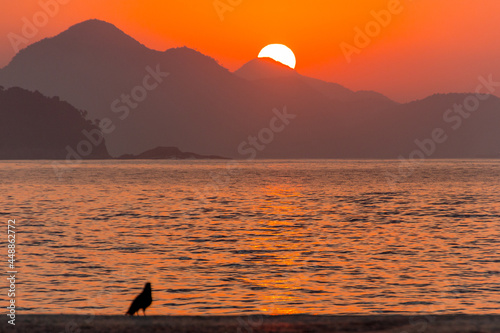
[4,315,500,333]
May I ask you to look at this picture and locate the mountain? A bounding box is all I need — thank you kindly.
[117,146,228,160]
[1,19,499,159]
[235,58,393,103]
[0,20,258,157]
[235,57,297,80]
[0,86,110,159]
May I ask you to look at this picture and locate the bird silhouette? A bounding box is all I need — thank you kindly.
[126,282,152,316]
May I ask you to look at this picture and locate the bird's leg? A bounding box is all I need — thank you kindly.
[143,309,146,316]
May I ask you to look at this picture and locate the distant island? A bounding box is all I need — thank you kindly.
[117,146,228,160]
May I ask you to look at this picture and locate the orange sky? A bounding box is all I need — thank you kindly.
[1,0,499,102]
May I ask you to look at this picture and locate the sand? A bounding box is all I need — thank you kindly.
[2,315,499,333]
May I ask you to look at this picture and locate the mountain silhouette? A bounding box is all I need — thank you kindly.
[1,19,499,159]
[235,57,297,80]
[0,86,110,159]
[235,58,392,104]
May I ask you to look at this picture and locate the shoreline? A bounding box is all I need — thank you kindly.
[3,314,499,332]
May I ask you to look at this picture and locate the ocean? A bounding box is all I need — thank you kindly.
[1,160,499,315]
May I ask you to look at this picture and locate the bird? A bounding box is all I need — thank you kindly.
[126,282,152,316]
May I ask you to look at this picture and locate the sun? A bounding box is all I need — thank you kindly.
[258,44,296,69]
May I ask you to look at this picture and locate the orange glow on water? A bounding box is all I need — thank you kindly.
[1,160,499,315]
